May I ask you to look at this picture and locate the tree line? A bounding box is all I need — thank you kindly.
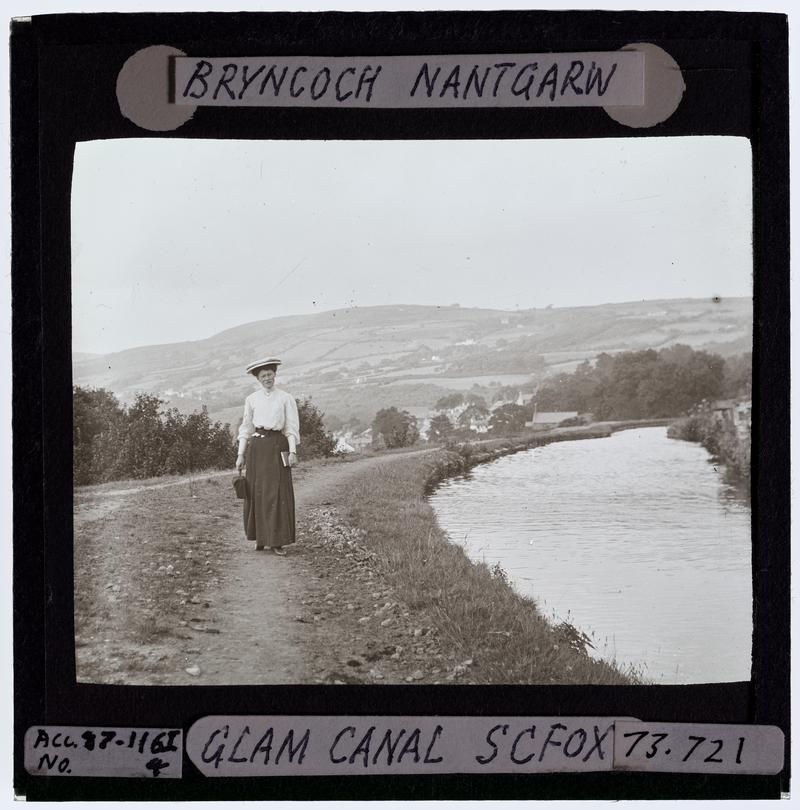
[367,346,751,449]
[370,395,530,448]
[73,388,234,485]
[73,386,336,485]
[534,345,751,420]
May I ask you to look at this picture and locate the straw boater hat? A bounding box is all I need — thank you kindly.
[246,357,282,375]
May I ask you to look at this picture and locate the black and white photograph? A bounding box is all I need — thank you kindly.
[10,3,791,801]
[70,135,753,688]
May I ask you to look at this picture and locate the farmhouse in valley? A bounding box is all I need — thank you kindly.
[525,410,580,430]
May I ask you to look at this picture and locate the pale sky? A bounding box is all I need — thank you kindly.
[71,136,752,354]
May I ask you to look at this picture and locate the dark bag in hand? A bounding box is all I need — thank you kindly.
[233,472,247,499]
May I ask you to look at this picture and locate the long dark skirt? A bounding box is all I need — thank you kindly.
[243,431,295,548]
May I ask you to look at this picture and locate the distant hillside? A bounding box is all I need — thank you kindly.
[73,298,752,428]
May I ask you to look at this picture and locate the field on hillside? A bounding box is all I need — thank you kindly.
[73,298,752,426]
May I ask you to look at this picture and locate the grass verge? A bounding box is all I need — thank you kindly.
[335,444,641,685]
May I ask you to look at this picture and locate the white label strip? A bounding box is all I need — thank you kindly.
[187,716,785,777]
[187,716,628,776]
[613,721,784,775]
[174,52,644,108]
[24,726,183,778]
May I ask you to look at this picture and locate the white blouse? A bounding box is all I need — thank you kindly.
[237,387,301,455]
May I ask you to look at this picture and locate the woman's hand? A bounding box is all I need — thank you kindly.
[236,453,245,472]
[288,452,298,467]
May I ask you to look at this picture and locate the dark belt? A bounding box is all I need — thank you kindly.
[253,428,281,438]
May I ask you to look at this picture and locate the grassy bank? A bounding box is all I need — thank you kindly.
[336,435,640,685]
[435,425,615,476]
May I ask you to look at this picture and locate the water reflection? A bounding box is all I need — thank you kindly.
[429,427,752,684]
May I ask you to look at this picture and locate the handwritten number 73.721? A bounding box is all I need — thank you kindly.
[623,731,745,764]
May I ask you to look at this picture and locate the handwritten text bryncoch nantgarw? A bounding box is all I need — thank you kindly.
[174,52,645,109]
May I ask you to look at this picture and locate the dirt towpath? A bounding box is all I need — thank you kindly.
[167,456,416,684]
[75,451,454,686]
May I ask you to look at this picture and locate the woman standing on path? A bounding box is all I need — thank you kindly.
[236,358,300,555]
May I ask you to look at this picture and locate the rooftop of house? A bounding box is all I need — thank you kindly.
[529,411,580,423]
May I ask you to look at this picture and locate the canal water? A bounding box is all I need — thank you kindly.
[429,427,752,684]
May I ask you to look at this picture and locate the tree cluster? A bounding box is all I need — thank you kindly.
[428,401,531,442]
[433,391,488,411]
[74,387,338,485]
[427,393,489,442]
[487,402,530,434]
[427,413,456,443]
[371,407,419,449]
[73,387,234,485]
[535,346,749,420]
[296,398,337,459]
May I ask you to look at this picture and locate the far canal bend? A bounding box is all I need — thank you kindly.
[429,427,751,684]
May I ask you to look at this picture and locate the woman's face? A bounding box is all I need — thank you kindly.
[257,368,276,390]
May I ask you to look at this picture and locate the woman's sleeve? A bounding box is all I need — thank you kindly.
[237,399,254,455]
[284,395,301,453]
